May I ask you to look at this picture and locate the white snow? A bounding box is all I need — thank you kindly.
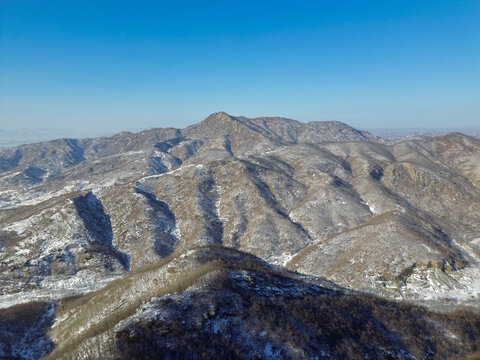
[453,239,480,262]
[14,248,31,256]
[421,244,433,253]
[365,201,377,214]
[0,179,89,209]
[138,164,196,181]
[269,253,293,267]
[0,172,129,210]
[173,228,182,240]
[0,273,120,309]
[402,265,480,301]
[215,185,222,213]
[4,208,49,235]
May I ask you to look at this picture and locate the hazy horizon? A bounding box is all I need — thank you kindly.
[1,113,479,150]
[1,1,479,133]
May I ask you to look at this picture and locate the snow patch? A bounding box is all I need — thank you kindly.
[0,177,119,210]
[421,244,433,253]
[0,273,120,309]
[138,164,196,181]
[365,201,377,214]
[402,265,480,301]
[14,248,31,256]
[269,253,293,267]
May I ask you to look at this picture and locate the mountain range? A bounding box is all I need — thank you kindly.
[1,112,479,359]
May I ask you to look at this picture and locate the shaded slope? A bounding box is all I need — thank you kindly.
[0,302,55,360]
[43,247,480,360]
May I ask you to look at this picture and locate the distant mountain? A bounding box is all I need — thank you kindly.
[369,127,480,141]
[1,112,479,359]
[0,128,113,150]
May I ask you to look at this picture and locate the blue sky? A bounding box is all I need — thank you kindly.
[0,0,479,135]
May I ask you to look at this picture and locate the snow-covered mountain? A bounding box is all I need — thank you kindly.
[1,112,480,359]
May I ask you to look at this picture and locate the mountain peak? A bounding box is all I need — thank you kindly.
[205,111,235,123]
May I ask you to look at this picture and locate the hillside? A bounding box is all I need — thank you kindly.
[2,246,479,359]
[1,112,479,359]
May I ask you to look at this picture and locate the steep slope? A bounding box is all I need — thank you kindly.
[181,112,378,162]
[289,211,468,299]
[1,113,479,306]
[39,247,480,360]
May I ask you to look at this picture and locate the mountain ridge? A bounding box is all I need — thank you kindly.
[1,112,479,359]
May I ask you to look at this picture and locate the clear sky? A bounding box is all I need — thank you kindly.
[0,0,479,135]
